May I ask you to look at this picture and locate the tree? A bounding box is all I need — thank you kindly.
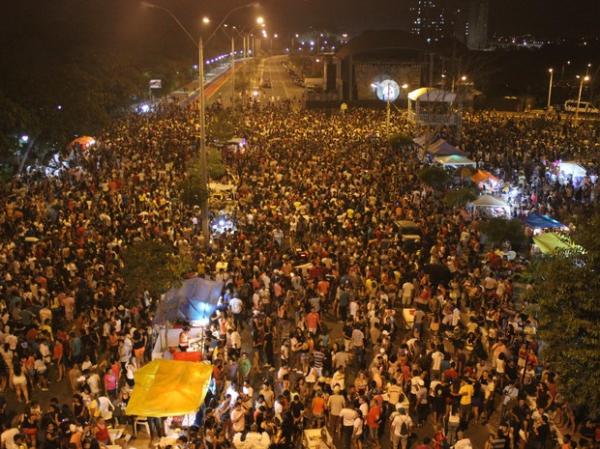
[529,213,600,418]
[122,240,188,299]
[180,158,208,208]
[389,133,413,149]
[207,148,226,180]
[478,218,527,250]
[444,186,478,208]
[209,110,237,142]
[418,166,450,189]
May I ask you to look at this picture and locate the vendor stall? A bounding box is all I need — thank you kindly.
[524,213,567,234]
[152,277,224,359]
[469,194,511,217]
[427,139,467,157]
[126,359,213,417]
[434,154,476,168]
[532,232,580,255]
[548,161,588,187]
[472,169,501,191]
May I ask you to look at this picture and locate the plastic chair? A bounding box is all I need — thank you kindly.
[133,417,151,437]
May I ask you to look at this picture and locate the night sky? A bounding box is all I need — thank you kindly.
[0,0,598,61]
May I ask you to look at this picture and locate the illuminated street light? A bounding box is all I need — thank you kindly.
[256,16,264,25]
[546,68,554,110]
[461,75,467,82]
[143,0,256,243]
[575,75,590,123]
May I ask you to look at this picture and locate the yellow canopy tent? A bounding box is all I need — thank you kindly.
[532,232,581,255]
[126,360,213,417]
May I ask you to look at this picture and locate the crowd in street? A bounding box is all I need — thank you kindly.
[0,96,599,449]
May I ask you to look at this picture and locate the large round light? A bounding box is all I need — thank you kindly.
[374,79,400,102]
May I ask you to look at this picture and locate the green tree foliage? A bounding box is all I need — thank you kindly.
[389,133,413,149]
[479,218,527,250]
[122,240,185,299]
[0,2,195,172]
[180,158,208,208]
[418,166,451,189]
[529,214,600,418]
[207,148,226,180]
[0,94,33,167]
[444,186,478,208]
[209,110,237,142]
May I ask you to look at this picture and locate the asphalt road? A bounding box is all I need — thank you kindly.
[207,54,305,107]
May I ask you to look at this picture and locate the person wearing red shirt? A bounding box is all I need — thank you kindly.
[306,310,320,334]
[366,400,381,447]
[443,362,459,382]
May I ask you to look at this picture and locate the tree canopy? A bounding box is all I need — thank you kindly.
[444,186,478,208]
[528,213,600,418]
[389,133,413,149]
[0,0,195,171]
[418,166,451,190]
[122,240,189,300]
[479,217,528,250]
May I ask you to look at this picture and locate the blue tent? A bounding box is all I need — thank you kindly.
[154,277,224,326]
[524,213,564,230]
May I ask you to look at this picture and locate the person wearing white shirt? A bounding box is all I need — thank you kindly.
[229,297,244,329]
[431,348,444,376]
[390,407,413,449]
[1,427,20,449]
[340,406,357,449]
[230,402,246,433]
[453,433,473,449]
[327,388,345,438]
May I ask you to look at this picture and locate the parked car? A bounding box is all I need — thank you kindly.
[563,99,599,114]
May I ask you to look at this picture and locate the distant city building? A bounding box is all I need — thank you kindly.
[466,0,489,50]
[410,0,448,43]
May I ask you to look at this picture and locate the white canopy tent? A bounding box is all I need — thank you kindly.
[408,87,457,103]
[469,194,511,217]
[434,154,476,168]
[558,161,586,178]
[407,88,458,126]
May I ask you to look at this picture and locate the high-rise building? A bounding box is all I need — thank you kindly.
[466,0,489,50]
[409,0,448,44]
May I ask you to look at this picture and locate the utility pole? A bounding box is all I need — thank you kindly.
[546,68,554,110]
[231,35,236,105]
[198,37,209,243]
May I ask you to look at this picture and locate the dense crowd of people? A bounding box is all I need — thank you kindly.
[0,92,599,449]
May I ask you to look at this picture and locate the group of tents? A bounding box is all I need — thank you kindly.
[413,134,577,255]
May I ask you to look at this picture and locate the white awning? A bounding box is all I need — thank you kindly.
[434,155,476,167]
[408,87,456,102]
[470,194,509,208]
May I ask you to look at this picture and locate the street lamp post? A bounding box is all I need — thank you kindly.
[546,68,554,110]
[143,1,257,244]
[575,75,590,123]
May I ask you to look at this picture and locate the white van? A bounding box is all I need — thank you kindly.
[564,100,600,114]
